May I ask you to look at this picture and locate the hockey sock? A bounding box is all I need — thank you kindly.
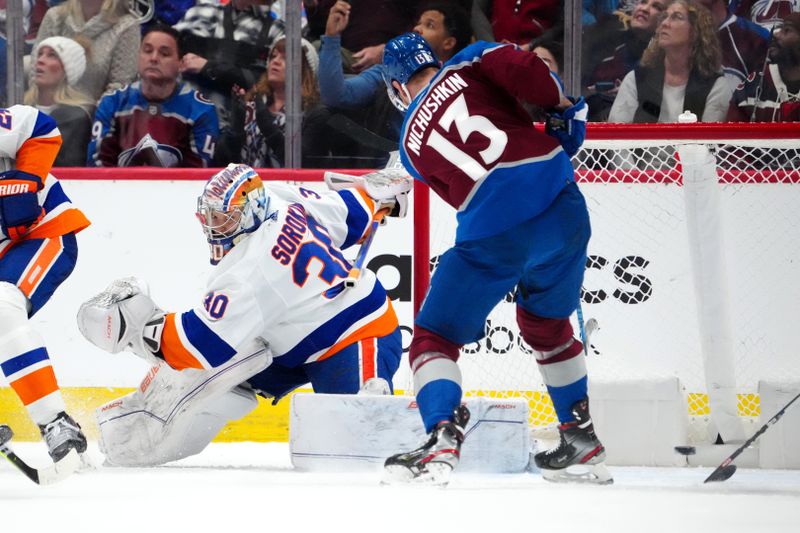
[0,283,65,425]
[412,351,462,433]
[517,308,588,423]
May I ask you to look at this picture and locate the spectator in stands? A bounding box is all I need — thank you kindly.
[608,0,732,123]
[697,0,770,91]
[527,37,565,121]
[318,1,471,166]
[584,0,666,121]
[87,24,219,167]
[727,13,800,121]
[731,0,799,32]
[307,0,422,73]
[24,36,95,166]
[35,0,140,102]
[471,0,561,46]
[174,0,290,128]
[213,36,332,168]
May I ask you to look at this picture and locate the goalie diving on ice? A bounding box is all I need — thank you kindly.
[76,163,410,467]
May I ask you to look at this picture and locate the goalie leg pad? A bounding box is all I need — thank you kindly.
[97,348,270,466]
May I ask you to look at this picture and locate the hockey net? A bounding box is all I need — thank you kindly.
[418,122,800,441]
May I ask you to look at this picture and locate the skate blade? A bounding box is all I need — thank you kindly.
[382,462,453,487]
[541,462,614,485]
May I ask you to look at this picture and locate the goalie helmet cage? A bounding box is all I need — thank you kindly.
[412,122,800,445]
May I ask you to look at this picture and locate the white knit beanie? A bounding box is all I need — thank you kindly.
[301,39,319,76]
[36,37,87,86]
[272,37,319,76]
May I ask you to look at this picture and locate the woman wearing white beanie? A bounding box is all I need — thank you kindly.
[24,36,95,167]
[34,0,140,101]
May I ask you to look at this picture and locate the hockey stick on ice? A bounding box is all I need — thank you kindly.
[704,389,800,483]
[0,424,81,485]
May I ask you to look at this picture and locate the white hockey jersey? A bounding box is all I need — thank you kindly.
[0,105,90,246]
[158,183,398,370]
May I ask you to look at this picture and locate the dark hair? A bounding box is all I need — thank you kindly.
[530,38,564,73]
[141,23,183,57]
[418,1,472,54]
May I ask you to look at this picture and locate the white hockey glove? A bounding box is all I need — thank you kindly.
[324,168,413,218]
[77,277,166,364]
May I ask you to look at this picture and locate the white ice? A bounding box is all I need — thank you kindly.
[2,442,798,533]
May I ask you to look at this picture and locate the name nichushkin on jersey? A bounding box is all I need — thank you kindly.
[406,72,469,156]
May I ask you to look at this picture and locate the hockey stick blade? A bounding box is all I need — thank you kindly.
[0,425,81,485]
[704,463,737,483]
[703,389,800,484]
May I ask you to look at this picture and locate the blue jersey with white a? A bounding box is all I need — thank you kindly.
[158,183,398,371]
[398,41,575,242]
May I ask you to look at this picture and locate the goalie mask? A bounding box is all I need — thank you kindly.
[196,164,272,264]
[382,32,440,112]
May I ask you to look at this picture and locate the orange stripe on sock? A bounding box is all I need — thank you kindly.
[10,365,59,405]
[361,338,376,384]
[161,313,204,370]
[17,237,62,297]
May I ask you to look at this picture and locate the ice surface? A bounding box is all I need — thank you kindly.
[1,443,798,533]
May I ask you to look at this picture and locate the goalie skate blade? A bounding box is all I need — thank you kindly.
[540,462,614,485]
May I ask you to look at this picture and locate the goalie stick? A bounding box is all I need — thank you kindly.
[704,389,800,483]
[0,424,81,485]
[344,208,390,288]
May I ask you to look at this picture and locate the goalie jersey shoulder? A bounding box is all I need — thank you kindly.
[158,193,398,371]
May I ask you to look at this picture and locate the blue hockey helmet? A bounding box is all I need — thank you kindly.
[382,32,439,111]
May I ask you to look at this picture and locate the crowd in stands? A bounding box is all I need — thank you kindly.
[0,0,799,169]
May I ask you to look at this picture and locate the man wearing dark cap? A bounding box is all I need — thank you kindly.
[727,12,800,121]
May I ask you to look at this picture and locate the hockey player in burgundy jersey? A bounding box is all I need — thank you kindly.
[380,33,611,485]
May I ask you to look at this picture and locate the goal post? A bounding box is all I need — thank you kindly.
[414,122,800,448]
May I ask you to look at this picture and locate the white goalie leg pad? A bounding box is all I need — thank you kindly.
[77,277,165,363]
[97,347,270,466]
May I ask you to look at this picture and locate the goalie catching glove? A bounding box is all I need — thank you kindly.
[77,277,166,364]
[545,96,587,158]
[324,168,413,218]
[0,169,45,240]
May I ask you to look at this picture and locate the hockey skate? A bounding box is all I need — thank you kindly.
[383,405,470,486]
[534,399,613,485]
[39,412,88,463]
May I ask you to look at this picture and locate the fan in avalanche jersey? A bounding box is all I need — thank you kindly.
[379,33,612,486]
[77,163,405,466]
[0,105,91,467]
